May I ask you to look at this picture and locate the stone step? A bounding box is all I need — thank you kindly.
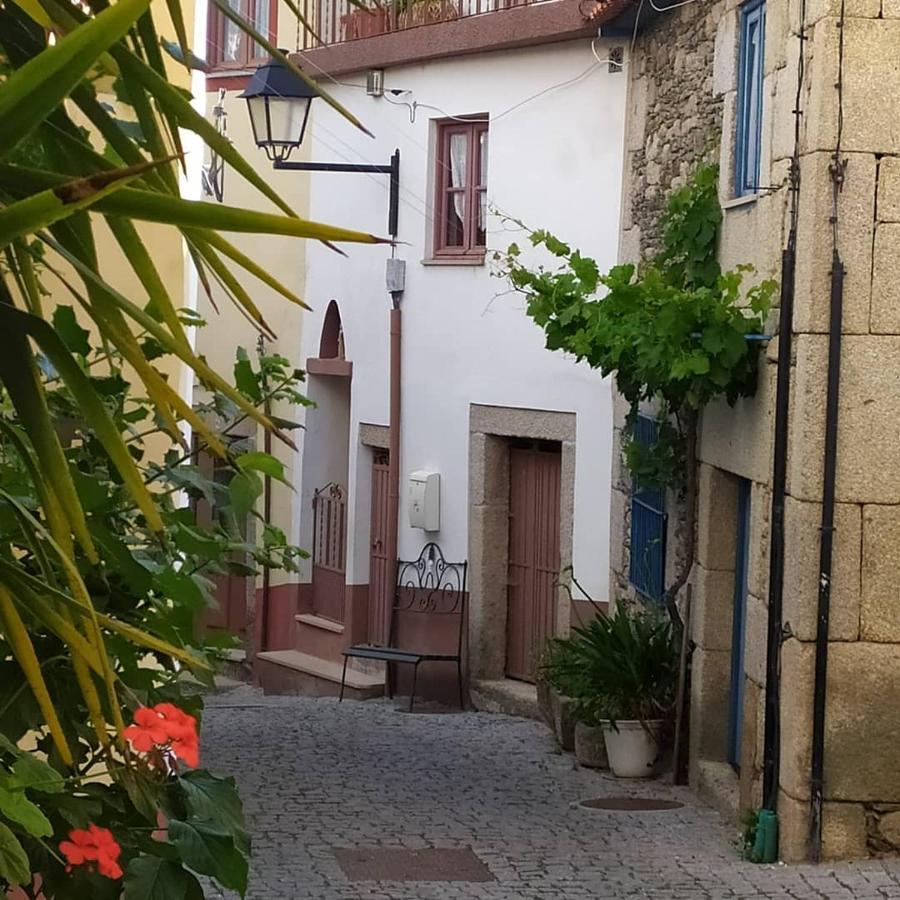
[295,613,344,634]
[469,679,541,721]
[256,649,384,700]
[293,614,346,658]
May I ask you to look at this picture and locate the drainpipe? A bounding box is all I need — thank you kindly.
[809,0,847,856]
[384,164,403,652]
[385,241,405,650]
[760,0,807,843]
[259,402,272,652]
[809,253,844,859]
[386,297,402,643]
[761,230,796,823]
[256,333,272,656]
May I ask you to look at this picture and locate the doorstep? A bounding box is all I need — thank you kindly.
[256,649,384,700]
[469,678,541,721]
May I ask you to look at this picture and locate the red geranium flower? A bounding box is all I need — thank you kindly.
[123,706,169,753]
[124,703,199,768]
[60,825,123,880]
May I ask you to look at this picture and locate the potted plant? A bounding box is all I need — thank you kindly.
[341,1,390,39]
[588,607,677,778]
[544,622,609,768]
[544,607,677,776]
[573,716,609,769]
[539,638,580,752]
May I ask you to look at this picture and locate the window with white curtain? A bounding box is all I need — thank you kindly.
[433,119,489,258]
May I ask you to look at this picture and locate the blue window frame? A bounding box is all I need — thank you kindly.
[628,416,667,603]
[735,0,766,197]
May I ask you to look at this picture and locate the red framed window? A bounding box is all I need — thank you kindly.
[207,0,276,71]
[433,118,488,258]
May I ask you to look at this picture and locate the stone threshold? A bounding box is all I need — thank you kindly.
[469,678,541,721]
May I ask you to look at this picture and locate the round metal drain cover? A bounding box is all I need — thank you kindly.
[578,797,684,811]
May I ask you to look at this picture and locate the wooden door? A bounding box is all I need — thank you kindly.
[506,442,561,682]
[369,450,391,644]
[311,482,347,623]
[192,440,249,638]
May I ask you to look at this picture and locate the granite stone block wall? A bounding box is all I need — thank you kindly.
[613,0,900,861]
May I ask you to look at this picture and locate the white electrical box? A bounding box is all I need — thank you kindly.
[408,471,440,532]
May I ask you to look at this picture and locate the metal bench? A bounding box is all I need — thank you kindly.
[339,542,467,712]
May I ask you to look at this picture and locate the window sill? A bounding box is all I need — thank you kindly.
[206,67,261,91]
[421,255,485,267]
[721,193,760,210]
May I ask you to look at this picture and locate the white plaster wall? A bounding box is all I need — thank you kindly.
[301,37,627,602]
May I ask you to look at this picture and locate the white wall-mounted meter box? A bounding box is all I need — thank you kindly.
[408,471,440,532]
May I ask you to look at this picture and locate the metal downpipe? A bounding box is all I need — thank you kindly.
[809,253,845,859]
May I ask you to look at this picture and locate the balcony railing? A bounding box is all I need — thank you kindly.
[301,0,555,49]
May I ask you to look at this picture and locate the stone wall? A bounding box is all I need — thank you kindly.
[612,0,727,604]
[614,0,900,863]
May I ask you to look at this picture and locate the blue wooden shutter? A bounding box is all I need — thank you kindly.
[628,415,667,602]
[735,0,766,197]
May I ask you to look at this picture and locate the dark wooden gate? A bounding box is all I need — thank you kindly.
[311,482,347,623]
[369,450,391,644]
[506,441,561,682]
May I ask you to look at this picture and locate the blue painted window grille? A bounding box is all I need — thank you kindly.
[628,415,667,602]
[735,0,766,197]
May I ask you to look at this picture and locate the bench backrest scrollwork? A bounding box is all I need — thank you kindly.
[390,543,468,656]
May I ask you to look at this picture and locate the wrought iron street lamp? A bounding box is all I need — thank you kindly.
[241,55,317,163]
[242,54,400,238]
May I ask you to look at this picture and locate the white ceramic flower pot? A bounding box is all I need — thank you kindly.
[602,719,663,778]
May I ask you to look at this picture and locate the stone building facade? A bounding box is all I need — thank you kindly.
[608,0,900,862]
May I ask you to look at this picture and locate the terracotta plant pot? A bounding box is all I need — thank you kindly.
[602,719,664,778]
[551,691,577,752]
[574,721,609,769]
[341,7,389,39]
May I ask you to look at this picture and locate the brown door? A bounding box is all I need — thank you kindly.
[311,482,347,623]
[192,440,248,638]
[506,441,562,682]
[369,450,391,644]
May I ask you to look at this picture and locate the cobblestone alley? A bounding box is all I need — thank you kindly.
[202,686,900,899]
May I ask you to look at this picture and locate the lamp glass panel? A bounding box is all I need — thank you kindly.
[265,96,310,146]
[247,95,269,146]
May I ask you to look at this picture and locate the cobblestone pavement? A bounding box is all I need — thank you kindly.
[202,686,900,899]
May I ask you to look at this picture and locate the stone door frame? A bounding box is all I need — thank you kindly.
[467,404,576,682]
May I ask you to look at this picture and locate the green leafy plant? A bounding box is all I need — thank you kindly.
[539,636,584,700]
[740,808,761,860]
[0,0,372,889]
[542,607,678,729]
[497,164,777,633]
[0,322,309,895]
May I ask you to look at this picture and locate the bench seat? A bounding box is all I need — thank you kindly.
[337,543,468,712]
[344,644,459,664]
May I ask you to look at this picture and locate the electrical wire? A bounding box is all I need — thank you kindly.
[647,0,702,12]
[291,36,621,126]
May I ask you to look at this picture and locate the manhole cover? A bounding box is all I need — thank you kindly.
[579,797,684,811]
[333,847,494,882]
